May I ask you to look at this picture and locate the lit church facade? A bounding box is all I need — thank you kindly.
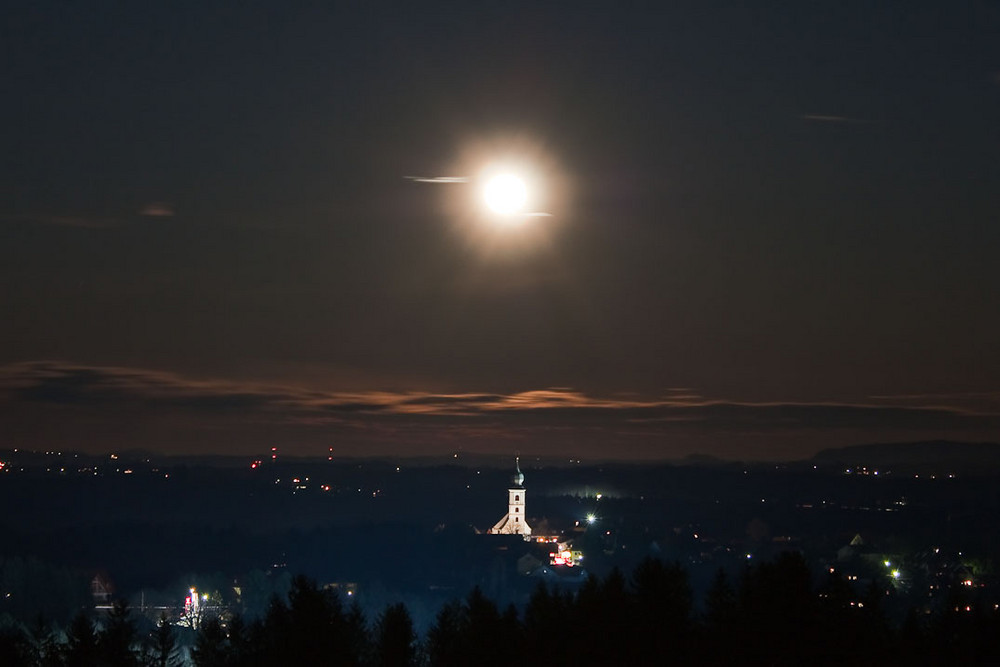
[488,458,532,537]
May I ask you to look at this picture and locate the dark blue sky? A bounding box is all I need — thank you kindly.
[2,2,999,459]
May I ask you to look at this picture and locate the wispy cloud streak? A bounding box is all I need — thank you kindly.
[403,176,469,183]
[3,214,120,229]
[799,114,873,124]
[139,202,175,217]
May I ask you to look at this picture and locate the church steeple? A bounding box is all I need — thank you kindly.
[488,456,531,538]
[512,456,524,488]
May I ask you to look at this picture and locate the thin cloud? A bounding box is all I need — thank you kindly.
[799,114,873,124]
[2,362,998,438]
[869,391,1000,414]
[139,202,175,217]
[4,214,119,229]
[403,176,553,216]
[403,175,470,183]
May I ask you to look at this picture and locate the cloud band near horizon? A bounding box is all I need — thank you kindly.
[1,361,997,459]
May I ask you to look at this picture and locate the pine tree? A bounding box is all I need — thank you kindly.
[344,599,371,666]
[373,603,417,667]
[425,600,464,667]
[99,599,140,666]
[191,617,228,667]
[65,611,99,667]
[0,624,33,667]
[145,613,178,667]
[524,583,570,664]
[702,567,739,663]
[30,615,63,667]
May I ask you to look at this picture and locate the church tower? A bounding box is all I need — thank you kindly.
[488,457,532,537]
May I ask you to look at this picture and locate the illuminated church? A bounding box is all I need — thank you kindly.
[488,457,532,538]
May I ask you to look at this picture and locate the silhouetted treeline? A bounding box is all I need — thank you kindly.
[3,555,1000,666]
[0,599,155,667]
[0,556,91,622]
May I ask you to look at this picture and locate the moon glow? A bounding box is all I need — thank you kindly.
[483,174,528,215]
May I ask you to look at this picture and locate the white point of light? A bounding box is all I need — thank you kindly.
[483,174,527,215]
[586,513,596,524]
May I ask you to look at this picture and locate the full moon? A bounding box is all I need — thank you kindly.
[483,174,528,215]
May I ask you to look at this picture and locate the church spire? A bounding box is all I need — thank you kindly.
[488,456,531,537]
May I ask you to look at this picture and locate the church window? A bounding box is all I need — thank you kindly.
[515,517,519,522]
[515,495,519,501]
[515,507,519,512]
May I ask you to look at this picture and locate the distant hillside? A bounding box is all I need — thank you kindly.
[679,453,729,466]
[812,440,1000,473]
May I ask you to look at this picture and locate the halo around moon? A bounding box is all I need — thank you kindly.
[425,134,570,256]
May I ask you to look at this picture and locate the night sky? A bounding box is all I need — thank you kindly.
[2,2,999,460]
